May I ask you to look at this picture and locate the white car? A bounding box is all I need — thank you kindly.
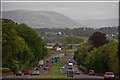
[61,66,65,69]
[104,72,115,80]
[68,63,73,66]
[31,70,40,76]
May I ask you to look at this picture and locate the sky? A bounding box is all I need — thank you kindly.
[2,1,119,20]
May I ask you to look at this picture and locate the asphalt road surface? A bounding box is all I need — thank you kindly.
[60,58,104,80]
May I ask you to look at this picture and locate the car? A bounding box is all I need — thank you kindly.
[38,64,43,68]
[12,70,17,74]
[68,62,73,66]
[23,70,30,75]
[46,60,49,63]
[52,59,55,63]
[44,66,51,71]
[67,69,74,77]
[16,71,22,76]
[89,70,95,76]
[65,71,67,74]
[60,66,67,74]
[35,67,40,70]
[61,66,65,69]
[31,70,39,76]
[74,70,80,75]
[68,66,72,70]
[68,58,77,65]
[104,72,115,80]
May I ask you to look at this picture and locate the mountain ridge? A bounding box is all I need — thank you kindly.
[2,10,83,28]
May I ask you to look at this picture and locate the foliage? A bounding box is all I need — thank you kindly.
[105,40,119,75]
[74,43,91,65]
[84,47,109,73]
[2,19,48,71]
[74,39,119,75]
[35,27,118,38]
[89,32,109,47]
[2,67,11,73]
[62,36,84,44]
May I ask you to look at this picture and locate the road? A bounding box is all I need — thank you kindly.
[60,58,104,80]
[2,53,64,79]
[2,52,104,80]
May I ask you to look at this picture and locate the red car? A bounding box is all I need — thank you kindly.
[89,70,95,76]
[44,66,51,71]
[104,72,115,80]
[23,70,30,75]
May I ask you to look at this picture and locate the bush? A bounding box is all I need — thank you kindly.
[2,67,11,73]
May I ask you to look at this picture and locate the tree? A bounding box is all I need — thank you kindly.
[2,19,32,70]
[104,39,119,75]
[15,24,47,61]
[84,47,109,73]
[74,43,91,65]
[2,19,48,71]
[89,32,109,47]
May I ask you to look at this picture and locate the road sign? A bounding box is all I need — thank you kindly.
[53,57,60,63]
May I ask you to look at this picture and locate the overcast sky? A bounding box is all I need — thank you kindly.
[2,1,119,20]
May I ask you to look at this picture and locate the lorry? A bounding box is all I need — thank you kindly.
[38,60,44,68]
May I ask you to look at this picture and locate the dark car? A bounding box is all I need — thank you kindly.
[74,70,80,75]
[104,72,115,80]
[89,70,95,76]
[46,60,49,63]
[12,70,17,74]
[16,71,22,76]
[35,67,40,70]
[23,70,30,75]
[68,66,72,70]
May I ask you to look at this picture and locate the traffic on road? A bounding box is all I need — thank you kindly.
[2,51,115,80]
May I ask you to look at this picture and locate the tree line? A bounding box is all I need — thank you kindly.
[2,19,48,71]
[74,32,119,75]
[35,27,118,37]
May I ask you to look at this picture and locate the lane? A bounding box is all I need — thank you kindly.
[74,74,104,79]
[60,58,104,80]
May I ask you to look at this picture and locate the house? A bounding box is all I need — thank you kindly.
[53,43,62,51]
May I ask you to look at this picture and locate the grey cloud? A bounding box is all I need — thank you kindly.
[2,2,119,20]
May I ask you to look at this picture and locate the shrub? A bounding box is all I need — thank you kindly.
[2,67,11,73]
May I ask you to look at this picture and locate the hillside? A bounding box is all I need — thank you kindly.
[2,10,83,28]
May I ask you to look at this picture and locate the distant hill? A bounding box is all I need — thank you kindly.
[2,10,83,28]
[76,18,119,28]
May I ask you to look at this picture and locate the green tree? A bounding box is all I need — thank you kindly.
[104,39,119,75]
[74,43,91,65]
[15,24,47,61]
[84,47,109,73]
[2,19,48,71]
[2,19,32,70]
